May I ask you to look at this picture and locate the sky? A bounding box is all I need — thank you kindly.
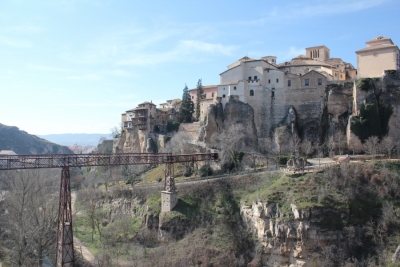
[0,0,399,135]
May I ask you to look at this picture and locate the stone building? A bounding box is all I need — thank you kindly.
[122,101,157,131]
[356,36,400,78]
[215,55,328,139]
[122,99,181,133]
[278,45,357,81]
[189,85,218,121]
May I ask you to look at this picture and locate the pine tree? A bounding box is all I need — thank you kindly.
[179,84,194,123]
[195,79,204,121]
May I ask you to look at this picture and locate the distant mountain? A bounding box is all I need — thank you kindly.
[0,123,73,155]
[37,133,110,146]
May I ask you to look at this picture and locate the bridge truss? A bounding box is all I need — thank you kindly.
[0,152,218,267]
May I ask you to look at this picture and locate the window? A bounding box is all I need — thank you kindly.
[305,79,309,86]
[318,78,322,85]
[271,91,275,97]
[254,76,257,80]
[268,79,271,83]
[212,92,214,97]
[191,96,194,99]
[248,76,252,80]
[276,78,279,83]
[250,90,254,96]
[223,87,225,90]
[234,86,236,90]
[223,94,226,98]
[288,80,291,86]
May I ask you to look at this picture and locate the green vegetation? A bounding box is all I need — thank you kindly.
[0,122,73,154]
[179,84,194,123]
[195,79,204,121]
[351,101,392,142]
[357,77,380,92]
[166,120,180,132]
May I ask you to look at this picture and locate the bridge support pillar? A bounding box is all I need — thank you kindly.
[161,191,178,212]
[56,167,75,267]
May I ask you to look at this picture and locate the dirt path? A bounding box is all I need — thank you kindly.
[71,192,133,267]
[71,192,96,264]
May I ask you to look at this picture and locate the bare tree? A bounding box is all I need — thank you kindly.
[326,136,336,157]
[300,140,315,161]
[273,127,290,163]
[363,136,380,159]
[211,124,246,172]
[381,136,396,159]
[0,169,58,267]
[162,132,197,154]
[258,137,275,168]
[334,131,347,155]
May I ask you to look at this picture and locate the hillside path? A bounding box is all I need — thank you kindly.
[71,192,96,264]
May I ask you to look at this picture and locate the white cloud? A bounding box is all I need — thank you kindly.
[0,36,31,48]
[267,0,391,20]
[28,64,71,72]
[67,74,100,80]
[104,69,132,77]
[118,40,238,66]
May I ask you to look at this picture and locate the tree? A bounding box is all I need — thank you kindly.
[179,84,194,123]
[300,140,315,161]
[381,136,396,159]
[334,131,347,155]
[273,127,290,163]
[327,136,336,157]
[110,126,121,138]
[211,124,246,172]
[0,169,58,267]
[363,136,380,159]
[195,79,205,121]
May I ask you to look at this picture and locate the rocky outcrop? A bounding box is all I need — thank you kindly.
[197,96,257,147]
[112,128,168,153]
[197,99,224,144]
[241,201,352,267]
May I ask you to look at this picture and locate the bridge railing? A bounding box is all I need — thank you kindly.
[0,152,218,170]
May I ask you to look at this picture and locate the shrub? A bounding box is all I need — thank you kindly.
[167,120,180,132]
[199,165,213,177]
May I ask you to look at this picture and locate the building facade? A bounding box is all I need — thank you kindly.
[356,36,400,78]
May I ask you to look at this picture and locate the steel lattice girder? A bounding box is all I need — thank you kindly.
[0,152,218,170]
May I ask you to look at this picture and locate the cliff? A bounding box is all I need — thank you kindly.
[0,123,73,154]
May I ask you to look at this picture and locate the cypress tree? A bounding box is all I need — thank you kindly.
[195,79,204,121]
[179,84,194,123]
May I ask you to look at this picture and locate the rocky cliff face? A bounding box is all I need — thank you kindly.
[197,96,258,147]
[241,201,355,267]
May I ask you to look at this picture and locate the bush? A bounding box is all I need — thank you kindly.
[183,166,193,177]
[166,120,180,132]
[199,165,213,177]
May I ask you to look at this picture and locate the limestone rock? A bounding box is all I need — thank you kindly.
[346,116,363,153]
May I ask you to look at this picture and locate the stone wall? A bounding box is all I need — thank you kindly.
[178,122,200,140]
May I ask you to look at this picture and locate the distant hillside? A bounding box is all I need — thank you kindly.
[0,123,73,154]
[38,133,110,146]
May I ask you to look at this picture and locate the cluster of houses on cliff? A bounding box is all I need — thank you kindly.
[121,36,400,134]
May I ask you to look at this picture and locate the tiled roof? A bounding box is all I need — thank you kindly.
[356,44,398,53]
[324,58,344,64]
[138,101,156,105]
[126,107,148,112]
[278,59,332,68]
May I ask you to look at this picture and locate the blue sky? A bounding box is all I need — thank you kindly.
[0,0,398,135]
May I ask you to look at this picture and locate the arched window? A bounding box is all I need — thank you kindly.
[250,90,254,96]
